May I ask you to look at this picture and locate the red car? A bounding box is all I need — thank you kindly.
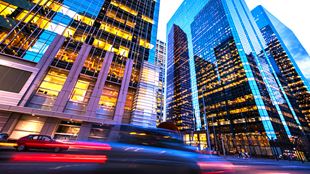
[16,135,69,152]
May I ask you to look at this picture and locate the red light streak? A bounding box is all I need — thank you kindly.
[11,153,107,163]
[68,142,112,151]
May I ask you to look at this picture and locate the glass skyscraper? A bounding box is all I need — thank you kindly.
[166,24,194,131]
[252,6,310,127]
[167,0,309,158]
[155,40,166,125]
[0,0,160,140]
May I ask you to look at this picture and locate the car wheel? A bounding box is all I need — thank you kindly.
[17,145,26,152]
[54,147,61,153]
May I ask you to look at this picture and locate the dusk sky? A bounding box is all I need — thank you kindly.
[157,0,310,55]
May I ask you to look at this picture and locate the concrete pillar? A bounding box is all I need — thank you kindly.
[20,35,66,106]
[52,44,92,112]
[40,118,60,137]
[77,122,92,141]
[1,113,21,135]
[85,52,114,117]
[113,59,133,123]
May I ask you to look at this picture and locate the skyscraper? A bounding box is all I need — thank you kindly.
[166,24,194,131]
[155,40,166,124]
[252,6,310,126]
[0,0,160,140]
[168,0,309,157]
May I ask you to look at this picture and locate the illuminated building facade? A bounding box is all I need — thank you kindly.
[252,6,310,127]
[166,24,194,131]
[0,0,160,140]
[155,40,166,124]
[168,0,309,157]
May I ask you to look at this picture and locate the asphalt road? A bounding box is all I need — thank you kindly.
[0,151,310,174]
[226,157,310,174]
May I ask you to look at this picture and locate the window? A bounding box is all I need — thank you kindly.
[70,79,90,102]
[0,65,32,93]
[0,1,17,17]
[9,116,46,140]
[97,83,120,118]
[40,136,52,141]
[37,69,67,97]
[31,135,39,140]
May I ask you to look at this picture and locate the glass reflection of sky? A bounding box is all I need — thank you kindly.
[23,0,105,62]
[166,0,209,130]
[252,6,310,89]
[148,0,160,65]
[167,0,306,139]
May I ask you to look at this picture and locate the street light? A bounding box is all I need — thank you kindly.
[202,85,212,151]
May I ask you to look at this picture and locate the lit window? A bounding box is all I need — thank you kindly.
[100,22,132,40]
[70,80,90,102]
[117,46,129,57]
[110,0,138,16]
[93,38,115,52]
[37,69,67,97]
[106,10,125,24]
[0,1,17,17]
[139,39,154,49]
[74,14,94,26]
[142,15,154,24]
[63,27,76,37]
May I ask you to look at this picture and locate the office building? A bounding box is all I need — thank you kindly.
[155,40,166,124]
[252,6,310,126]
[168,0,309,158]
[0,0,160,140]
[166,24,194,131]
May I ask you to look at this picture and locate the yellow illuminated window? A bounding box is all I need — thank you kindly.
[16,10,50,30]
[0,1,17,17]
[37,70,67,97]
[74,14,94,26]
[139,39,154,49]
[70,80,90,102]
[125,20,136,28]
[32,0,62,13]
[106,10,125,24]
[142,15,154,24]
[110,0,138,16]
[84,55,103,73]
[73,33,87,42]
[117,46,129,57]
[100,22,132,40]
[48,2,61,11]
[63,27,76,37]
[55,48,78,63]
[0,31,7,42]
[109,62,125,79]
[98,83,120,114]
[93,38,115,52]
[32,0,49,5]
[93,38,129,57]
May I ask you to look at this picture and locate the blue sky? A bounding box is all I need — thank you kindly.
[158,0,310,56]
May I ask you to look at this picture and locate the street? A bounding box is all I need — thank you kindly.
[0,150,310,174]
[225,156,310,174]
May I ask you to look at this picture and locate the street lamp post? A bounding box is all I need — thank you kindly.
[202,85,212,151]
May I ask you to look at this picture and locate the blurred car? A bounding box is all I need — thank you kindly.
[0,133,9,142]
[15,134,69,152]
[85,124,235,174]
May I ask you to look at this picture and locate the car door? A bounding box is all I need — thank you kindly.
[24,135,40,149]
[39,135,53,149]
